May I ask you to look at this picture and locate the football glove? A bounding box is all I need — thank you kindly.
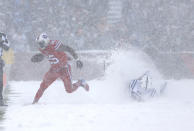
[31,53,44,63]
[76,60,83,69]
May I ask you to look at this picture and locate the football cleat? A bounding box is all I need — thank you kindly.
[79,80,89,91]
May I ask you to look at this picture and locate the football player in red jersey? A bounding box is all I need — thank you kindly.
[31,33,89,104]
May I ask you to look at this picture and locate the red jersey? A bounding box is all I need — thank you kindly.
[39,40,68,69]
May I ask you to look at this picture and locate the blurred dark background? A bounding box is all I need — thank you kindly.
[0,0,193,79]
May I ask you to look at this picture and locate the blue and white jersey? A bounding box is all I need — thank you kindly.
[129,72,157,101]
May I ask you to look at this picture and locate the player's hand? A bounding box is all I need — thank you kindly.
[76,60,83,69]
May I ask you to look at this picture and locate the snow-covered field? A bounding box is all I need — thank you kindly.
[2,49,194,131]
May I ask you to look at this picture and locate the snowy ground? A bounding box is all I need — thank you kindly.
[2,49,194,131]
[2,80,194,131]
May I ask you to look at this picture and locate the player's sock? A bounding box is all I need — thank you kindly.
[79,79,89,91]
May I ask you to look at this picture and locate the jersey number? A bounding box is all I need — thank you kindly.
[48,55,59,64]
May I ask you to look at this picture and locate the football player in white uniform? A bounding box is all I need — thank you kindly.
[129,71,167,101]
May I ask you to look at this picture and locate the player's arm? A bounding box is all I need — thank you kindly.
[0,33,10,51]
[57,44,83,68]
[57,44,78,60]
[31,53,44,63]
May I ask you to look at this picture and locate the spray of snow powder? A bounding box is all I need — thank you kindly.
[89,48,164,104]
[4,48,194,131]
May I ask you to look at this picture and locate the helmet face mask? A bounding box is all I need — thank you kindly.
[36,33,50,49]
[38,41,46,49]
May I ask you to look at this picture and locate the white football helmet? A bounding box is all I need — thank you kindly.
[36,33,50,49]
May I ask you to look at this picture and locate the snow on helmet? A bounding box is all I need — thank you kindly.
[36,33,50,49]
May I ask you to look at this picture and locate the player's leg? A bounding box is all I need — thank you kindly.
[0,62,4,105]
[145,88,157,97]
[145,82,167,97]
[60,64,89,93]
[32,70,58,104]
[60,65,79,93]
